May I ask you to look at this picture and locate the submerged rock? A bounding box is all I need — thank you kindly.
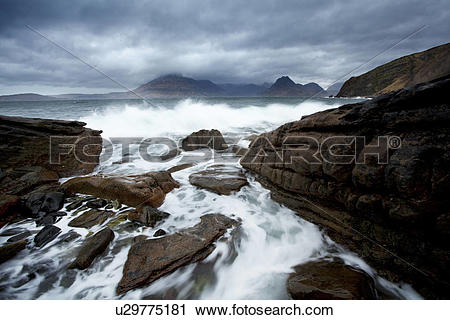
[127,206,170,227]
[167,163,194,173]
[62,171,179,208]
[85,198,107,209]
[34,225,61,247]
[69,227,115,270]
[287,259,377,300]
[153,229,166,237]
[68,209,112,229]
[7,231,32,243]
[116,214,236,295]
[181,129,228,151]
[0,240,27,264]
[189,165,248,195]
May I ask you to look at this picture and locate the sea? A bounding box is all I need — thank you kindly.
[0,97,422,299]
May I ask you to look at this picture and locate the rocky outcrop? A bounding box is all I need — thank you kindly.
[241,76,450,298]
[338,42,450,97]
[189,165,249,195]
[0,115,102,178]
[62,171,179,208]
[0,116,102,225]
[181,129,228,151]
[287,259,377,299]
[69,228,114,270]
[116,214,236,295]
[127,206,170,227]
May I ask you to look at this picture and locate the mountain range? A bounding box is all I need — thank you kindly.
[0,75,332,101]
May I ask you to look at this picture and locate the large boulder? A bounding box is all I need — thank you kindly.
[0,240,27,264]
[25,192,64,216]
[181,129,228,151]
[69,228,115,270]
[189,165,248,195]
[116,214,236,295]
[287,259,377,299]
[241,76,450,298]
[62,171,179,208]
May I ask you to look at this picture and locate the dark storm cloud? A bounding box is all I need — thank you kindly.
[0,0,449,94]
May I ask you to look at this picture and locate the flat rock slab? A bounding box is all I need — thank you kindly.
[34,225,61,247]
[116,214,236,295]
[287,259,377,299]
[62,171,179,208]
[69,227,114,270]
[68,209,113,229]
[189,165,249,195]
[0,240,27,264]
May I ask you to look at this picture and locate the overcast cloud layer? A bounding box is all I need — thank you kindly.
[0,0,449,95]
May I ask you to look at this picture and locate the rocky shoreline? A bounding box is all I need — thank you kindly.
[241,76,450,298]
[0,77,449,299]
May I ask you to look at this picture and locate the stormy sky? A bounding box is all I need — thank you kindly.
[0,0,449,95]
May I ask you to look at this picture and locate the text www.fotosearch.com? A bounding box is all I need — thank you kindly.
[115,303,334,317]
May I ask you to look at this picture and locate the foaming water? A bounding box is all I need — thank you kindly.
[79,98,341,137]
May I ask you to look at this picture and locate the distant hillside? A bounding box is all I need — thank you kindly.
[338,42,450,97]
[325,82,344,96]
[218,83,268,96]
[0,93,58,101]
[134,74,224,97]
[263,76,325,97]
[52,92,134,100]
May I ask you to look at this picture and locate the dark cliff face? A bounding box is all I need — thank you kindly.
[241,76,450,298]
[338,42,450,97]
[264,76,325,97]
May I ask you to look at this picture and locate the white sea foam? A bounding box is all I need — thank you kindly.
[79,98,341,138]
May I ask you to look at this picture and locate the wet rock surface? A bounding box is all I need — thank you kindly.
[116,214,236,295]
[287,259,377,299]
[181,129,228,151]
[69,228,115,270]
[0,240,27,264]
[62,171,179,208]
[241,76,450,298]
[34,225,61,247]
[127,206,170,227]
[189,165,249,195]
[68,209,113,229]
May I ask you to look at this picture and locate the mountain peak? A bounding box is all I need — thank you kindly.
[265,76,324,97]
[271,76,296,88]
